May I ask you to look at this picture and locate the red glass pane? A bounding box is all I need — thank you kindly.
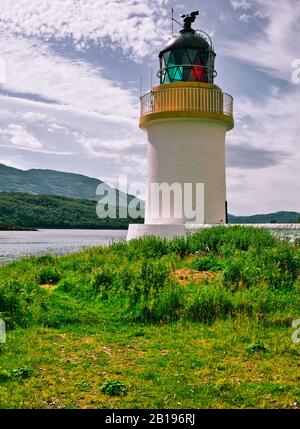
[192,66,206,82]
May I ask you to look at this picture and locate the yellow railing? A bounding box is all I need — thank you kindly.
[140,87,233,118]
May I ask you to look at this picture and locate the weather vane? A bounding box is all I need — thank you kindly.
[171,10,200,34]
[181,11,199,32]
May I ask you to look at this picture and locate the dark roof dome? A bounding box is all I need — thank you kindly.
[160,31,210,56]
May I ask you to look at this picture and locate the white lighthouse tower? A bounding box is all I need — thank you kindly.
[128,11,234,240]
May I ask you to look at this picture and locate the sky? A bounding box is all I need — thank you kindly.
[0,0,299,215]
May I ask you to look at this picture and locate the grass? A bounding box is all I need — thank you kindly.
[0,226,299,408]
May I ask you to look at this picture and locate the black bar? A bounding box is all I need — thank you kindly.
[0,409,299,426]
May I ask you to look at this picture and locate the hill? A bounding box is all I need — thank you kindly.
[0,192,143,229]
[228,211,300,224]
[0,163,298,227]
[0,163,139,205]
[0,191,298,230]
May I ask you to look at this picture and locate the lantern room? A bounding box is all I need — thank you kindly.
[158,12,216,85]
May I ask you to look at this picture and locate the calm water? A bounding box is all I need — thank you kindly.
[0,229,127,263]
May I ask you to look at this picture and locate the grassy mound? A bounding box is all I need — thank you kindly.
[0,226,299,329]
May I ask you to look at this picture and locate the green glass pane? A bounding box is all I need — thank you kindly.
[163,51,171,64]
[173,48,185,64]
[164,71,170,83]
[183,66,191,81]
[166,66,179,82]
[168,51,176,65]
[194,51,202,64]
[165,68,173,82]
[187,49,198,63]
[167,61,176,68]
[166,60,176,80]
[167,67,175,80]
[200,52,209,64]
[182,50,191,64]
[173,66,183,81]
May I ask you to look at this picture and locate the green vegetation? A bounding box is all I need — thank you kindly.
[101,380,128,397]
[0,192,143,229]
[0,226,299,408]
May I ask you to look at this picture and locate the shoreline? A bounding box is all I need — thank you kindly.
[1,223,299,232]
[0,226,38,231]
[0,228,128,264]
[0,225,299,265]
[0,226,130,231]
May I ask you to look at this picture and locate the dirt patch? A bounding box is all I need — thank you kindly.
[40,284,57,291]
[172,269,215,285]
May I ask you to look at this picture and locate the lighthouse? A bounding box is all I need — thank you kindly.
[127,11,234,240]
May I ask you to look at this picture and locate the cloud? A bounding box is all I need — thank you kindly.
[0,0,170,60]
[0,124,42,149]
[80,137,139,155]
[0,32,146,174]
[227,158,300,215]
[0,92,146,176]
[238,14,250,23]
[227,144,290,168]
[226,85,300,214]
[22,112,49,122]
[219,0,300,213]
[0,35,138,117]
[233,87,300,151]
[224,0,300,80]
